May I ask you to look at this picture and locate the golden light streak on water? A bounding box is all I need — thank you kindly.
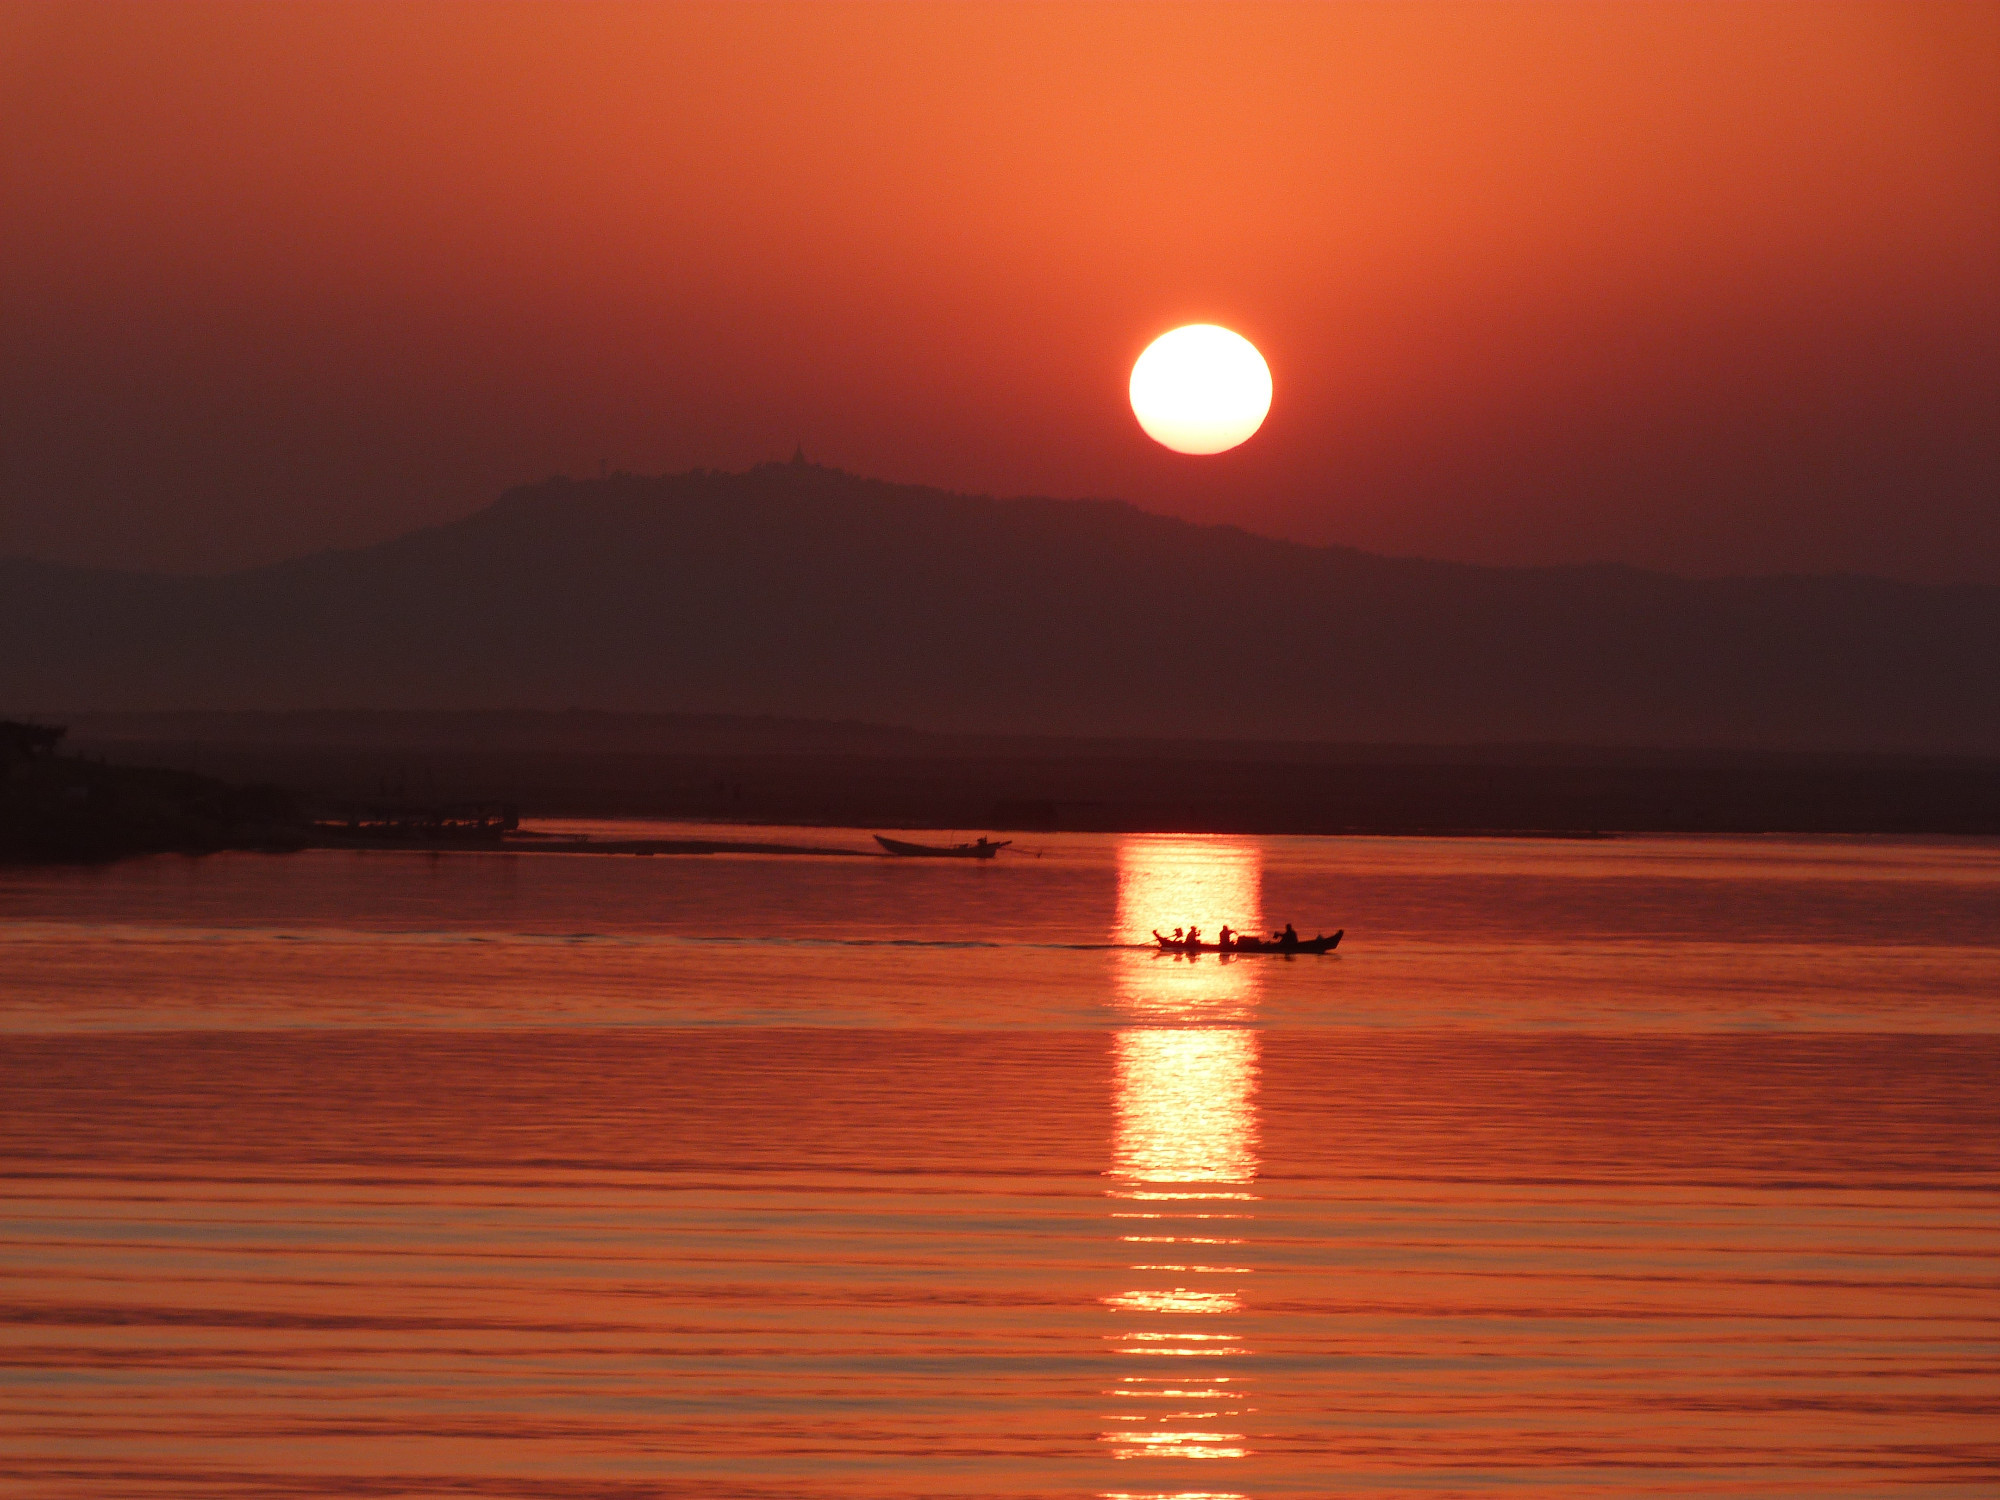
[1103,837,1263,1477]
[1112,835,1263,1020]
[1099,1435,1252,1461]
[1111,1029,1260,1189]
[1104,1289,1244,1314]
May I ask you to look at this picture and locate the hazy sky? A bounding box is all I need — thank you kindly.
[4,1,1996,581]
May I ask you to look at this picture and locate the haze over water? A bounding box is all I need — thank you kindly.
[3,828,1997,1496]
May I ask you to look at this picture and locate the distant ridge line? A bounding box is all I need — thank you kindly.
[6,465,1997,751]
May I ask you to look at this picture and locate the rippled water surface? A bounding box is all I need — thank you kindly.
[3,827,1997,1497]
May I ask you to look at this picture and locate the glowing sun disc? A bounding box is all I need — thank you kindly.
[1129,325,1272,454]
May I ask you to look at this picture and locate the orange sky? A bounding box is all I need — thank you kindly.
[4,1,1996,579]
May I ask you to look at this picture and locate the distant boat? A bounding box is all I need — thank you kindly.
[313,801,518,844]
[874,834,1011,859]
[1153,929,1342,955]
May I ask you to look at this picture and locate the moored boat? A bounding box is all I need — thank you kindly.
[874,834,1011,859]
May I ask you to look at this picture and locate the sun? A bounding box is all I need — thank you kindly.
[1129,325,1272,454]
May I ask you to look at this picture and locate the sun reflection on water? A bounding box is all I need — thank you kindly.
[1102,837,1262,1480]
[1111,1029,1259,1192]
[1113,835,1263,1021]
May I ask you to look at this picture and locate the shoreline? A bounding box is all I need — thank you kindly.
[66,737,2000,841]
[304,826,1621,859]
[306,835,876,858]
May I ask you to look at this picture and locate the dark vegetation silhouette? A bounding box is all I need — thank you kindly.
[4,462,1997,751]
[0,720,301,862]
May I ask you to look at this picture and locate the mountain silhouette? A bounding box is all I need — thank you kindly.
[6,462,1998,750]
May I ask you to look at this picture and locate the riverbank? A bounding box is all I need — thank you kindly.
[13,712,2000,859]
[63,715,2000,838]
[308,834,874,857]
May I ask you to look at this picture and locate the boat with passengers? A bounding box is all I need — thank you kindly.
[1152,923,1342,955]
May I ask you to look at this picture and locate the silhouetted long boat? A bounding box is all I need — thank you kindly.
[313,801,518,844]
[1153,929,1342,955]
[874,834,1010,859]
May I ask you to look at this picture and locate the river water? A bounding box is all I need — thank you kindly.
[2,827,1996,1497]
